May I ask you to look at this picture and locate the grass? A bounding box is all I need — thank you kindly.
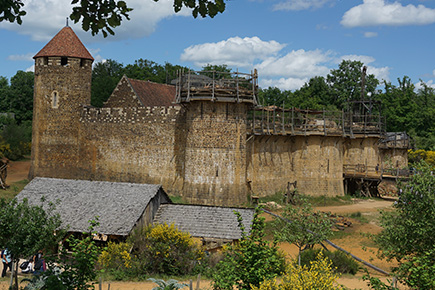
[0,179,29,200]
[258,192,354,207]
[347,212,369,224]
[169,195,186,204]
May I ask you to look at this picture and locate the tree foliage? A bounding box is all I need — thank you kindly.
[1,0,226,37]
[212,208,286,290]
[376,162,435,289]
[128,223,204,276]
[252,252,343,290]
[272,197,332,265]
[0,198,63,289]
[326,60,379,108]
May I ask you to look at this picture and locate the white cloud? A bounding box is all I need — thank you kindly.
[339,54,390,81]
[257,49,332,78]
[0,0,185,42]
[26,65,34,73]
[364,31,378,38]
[8,53,34,61]
[273,0,334,11]
[415,79,435,90]
[432,69,435,77]
[341,0,435,27]
[260,77,308,91]
[181,36,391,90]
[180,37,286,68]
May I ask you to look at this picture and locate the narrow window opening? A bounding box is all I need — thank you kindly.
[43,57,48,65]
[80,59,85,67]
[61,57,68,66]
[52,91,59,108]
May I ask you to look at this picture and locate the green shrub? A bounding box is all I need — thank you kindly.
[212,208,286,290]
[128,223,204,276]
[300,249,360,275]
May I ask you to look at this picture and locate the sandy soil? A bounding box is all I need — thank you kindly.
[0,160,406,289]
[6,159,30,183]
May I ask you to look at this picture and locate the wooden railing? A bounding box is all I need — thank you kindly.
[175,69,258,104]
[247,107,385,137]
[343,164,411,178]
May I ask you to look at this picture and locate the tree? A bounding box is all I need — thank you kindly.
[91,59,124,107]
[0,198,63,290]
[1,0,226,37]
[258,87,291,107]
[212,208,286,290]
[326,60,379,109]
[292,76,336,110]
[6,70,34,123]
[376,162,435,289]
[272,197,332,265]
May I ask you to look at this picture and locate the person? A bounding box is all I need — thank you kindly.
[1,248,12,277]
[33,250,45,273]
[21,256,34,274]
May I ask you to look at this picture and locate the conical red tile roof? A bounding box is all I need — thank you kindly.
[34,26,94,61]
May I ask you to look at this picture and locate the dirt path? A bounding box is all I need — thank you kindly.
[7,160,30,183]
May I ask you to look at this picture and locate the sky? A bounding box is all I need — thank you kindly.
[1,0,435,91]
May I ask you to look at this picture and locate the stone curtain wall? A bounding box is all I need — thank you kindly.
[29,56,92,179]
[79,106,184,195]
[182,102,249,206]
[247,135,344,197]
[343,138,380,172]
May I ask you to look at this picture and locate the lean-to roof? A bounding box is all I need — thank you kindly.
[154,204,255,240]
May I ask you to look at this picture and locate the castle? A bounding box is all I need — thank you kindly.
[29,26,409,206]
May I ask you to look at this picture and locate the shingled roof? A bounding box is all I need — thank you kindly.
[33,26,94,61]
[153,204,255,240]
[126,77,175,107]
[16,178,169,236]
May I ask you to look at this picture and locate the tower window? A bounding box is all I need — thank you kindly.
[80,59,85,67]
[61,57,68,66]
[52,91,59,108]
[43,57,48,65]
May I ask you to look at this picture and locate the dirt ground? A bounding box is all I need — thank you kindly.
[6,159,30,183]
[0,160,405,289]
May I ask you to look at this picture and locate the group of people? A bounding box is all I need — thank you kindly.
[1,249,44,277]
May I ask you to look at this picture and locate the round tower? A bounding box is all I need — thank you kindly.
[175,70,258,206]
[29,26,93,179]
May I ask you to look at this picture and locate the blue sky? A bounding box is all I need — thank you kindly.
[1,0,435,91]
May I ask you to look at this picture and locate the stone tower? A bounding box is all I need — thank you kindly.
[29,26,94,179]
[175,71,258,206]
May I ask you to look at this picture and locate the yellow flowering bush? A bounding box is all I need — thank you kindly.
[252,252,343,290]
[128,223,204,275]
[408,149,435,168]
[98,242,132,270]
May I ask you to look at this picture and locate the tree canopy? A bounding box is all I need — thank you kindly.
[1,0,226,37]
[376,162,435,289]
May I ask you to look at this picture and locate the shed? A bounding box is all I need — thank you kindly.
[16,177,170,239]
[153,204,255,250]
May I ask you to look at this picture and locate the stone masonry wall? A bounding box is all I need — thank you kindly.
[247,135,344,197]
[102,76,143,108]
[182,101,249,206]
[343,137,380,171]
[78,105,184,195]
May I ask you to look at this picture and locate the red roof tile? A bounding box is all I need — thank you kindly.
[127,78,176,107]
[34,26,94,61]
